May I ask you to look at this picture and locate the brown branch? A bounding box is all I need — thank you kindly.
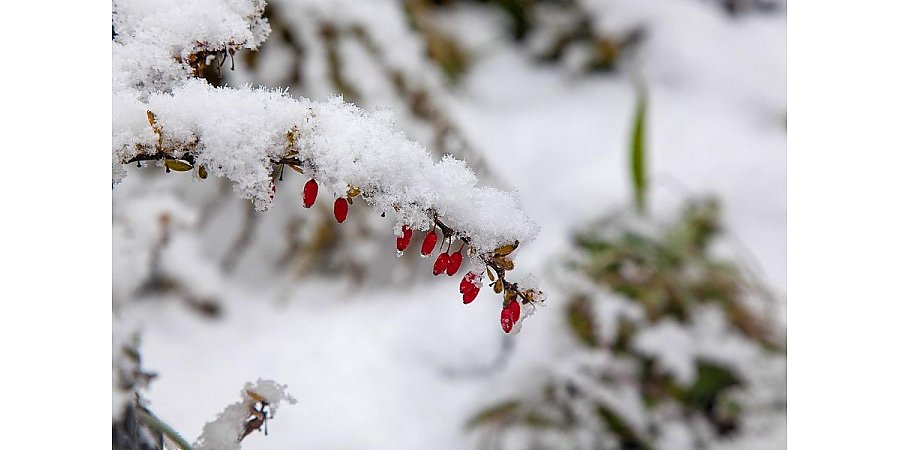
[123,151,303,169]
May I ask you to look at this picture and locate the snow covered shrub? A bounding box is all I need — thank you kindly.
[468,199,785,449]
[115,0,510,294]
[113,0,545,446]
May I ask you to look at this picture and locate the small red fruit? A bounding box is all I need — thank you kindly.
[446,250,463,276]
[334,198,349,223]
[396,225,413,252]
[421,230,438,256]
[462,287,480,304]
[500,300,521,333]
[507,300,521,323]
[500,308,514,333]
[433,252,450,275]
[459,271,480,293]
[303,179,318,208]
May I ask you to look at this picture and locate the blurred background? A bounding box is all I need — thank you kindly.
[112,0,785,448]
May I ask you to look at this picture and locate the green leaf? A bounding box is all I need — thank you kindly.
[629,80,648,215]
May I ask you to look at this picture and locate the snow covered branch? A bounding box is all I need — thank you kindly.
[112,0,545,333]
[112,0,270,94]
[194,379,297,450]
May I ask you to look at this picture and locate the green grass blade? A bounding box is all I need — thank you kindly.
[630,81,648,215]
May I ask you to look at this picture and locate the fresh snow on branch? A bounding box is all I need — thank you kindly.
[113,0,269,95]
[112,0,269,54]
[194,379,297,450]
[113,0,543,333]
[113,79,539,252]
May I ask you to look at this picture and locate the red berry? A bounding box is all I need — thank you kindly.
[462,287,480,304]
[500,308,514,333]
[396,225,413,251]
[507,300,521,323]
[334,198,348,223]
[500,301,521,333]
[421,230,438,256]
[459,271,480,293]
[446,250,463,276]
[303,179,318,208]
[433,252,450,275]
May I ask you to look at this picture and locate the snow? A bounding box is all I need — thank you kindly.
[633,308,763,386]
[112,0,270,59]
[193,379,296,450]
[113,0,269,97]
[113,0,786,448]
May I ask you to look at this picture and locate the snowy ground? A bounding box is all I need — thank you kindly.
[130,1,785,448]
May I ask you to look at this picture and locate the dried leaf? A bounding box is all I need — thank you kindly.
[198,165,208,179]
[493,241,519,257]
[165,159,193,172]
[347,186,361,197]
[493,281,504,294]
[493,256,514,271]
[245,390,266,403]
[486,267,496,282]
[146,111,163,147]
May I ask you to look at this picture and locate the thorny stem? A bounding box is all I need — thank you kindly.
[136,407,195,450]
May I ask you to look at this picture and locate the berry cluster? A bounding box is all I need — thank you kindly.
[298,175,543,333]
[411,223,542,334]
